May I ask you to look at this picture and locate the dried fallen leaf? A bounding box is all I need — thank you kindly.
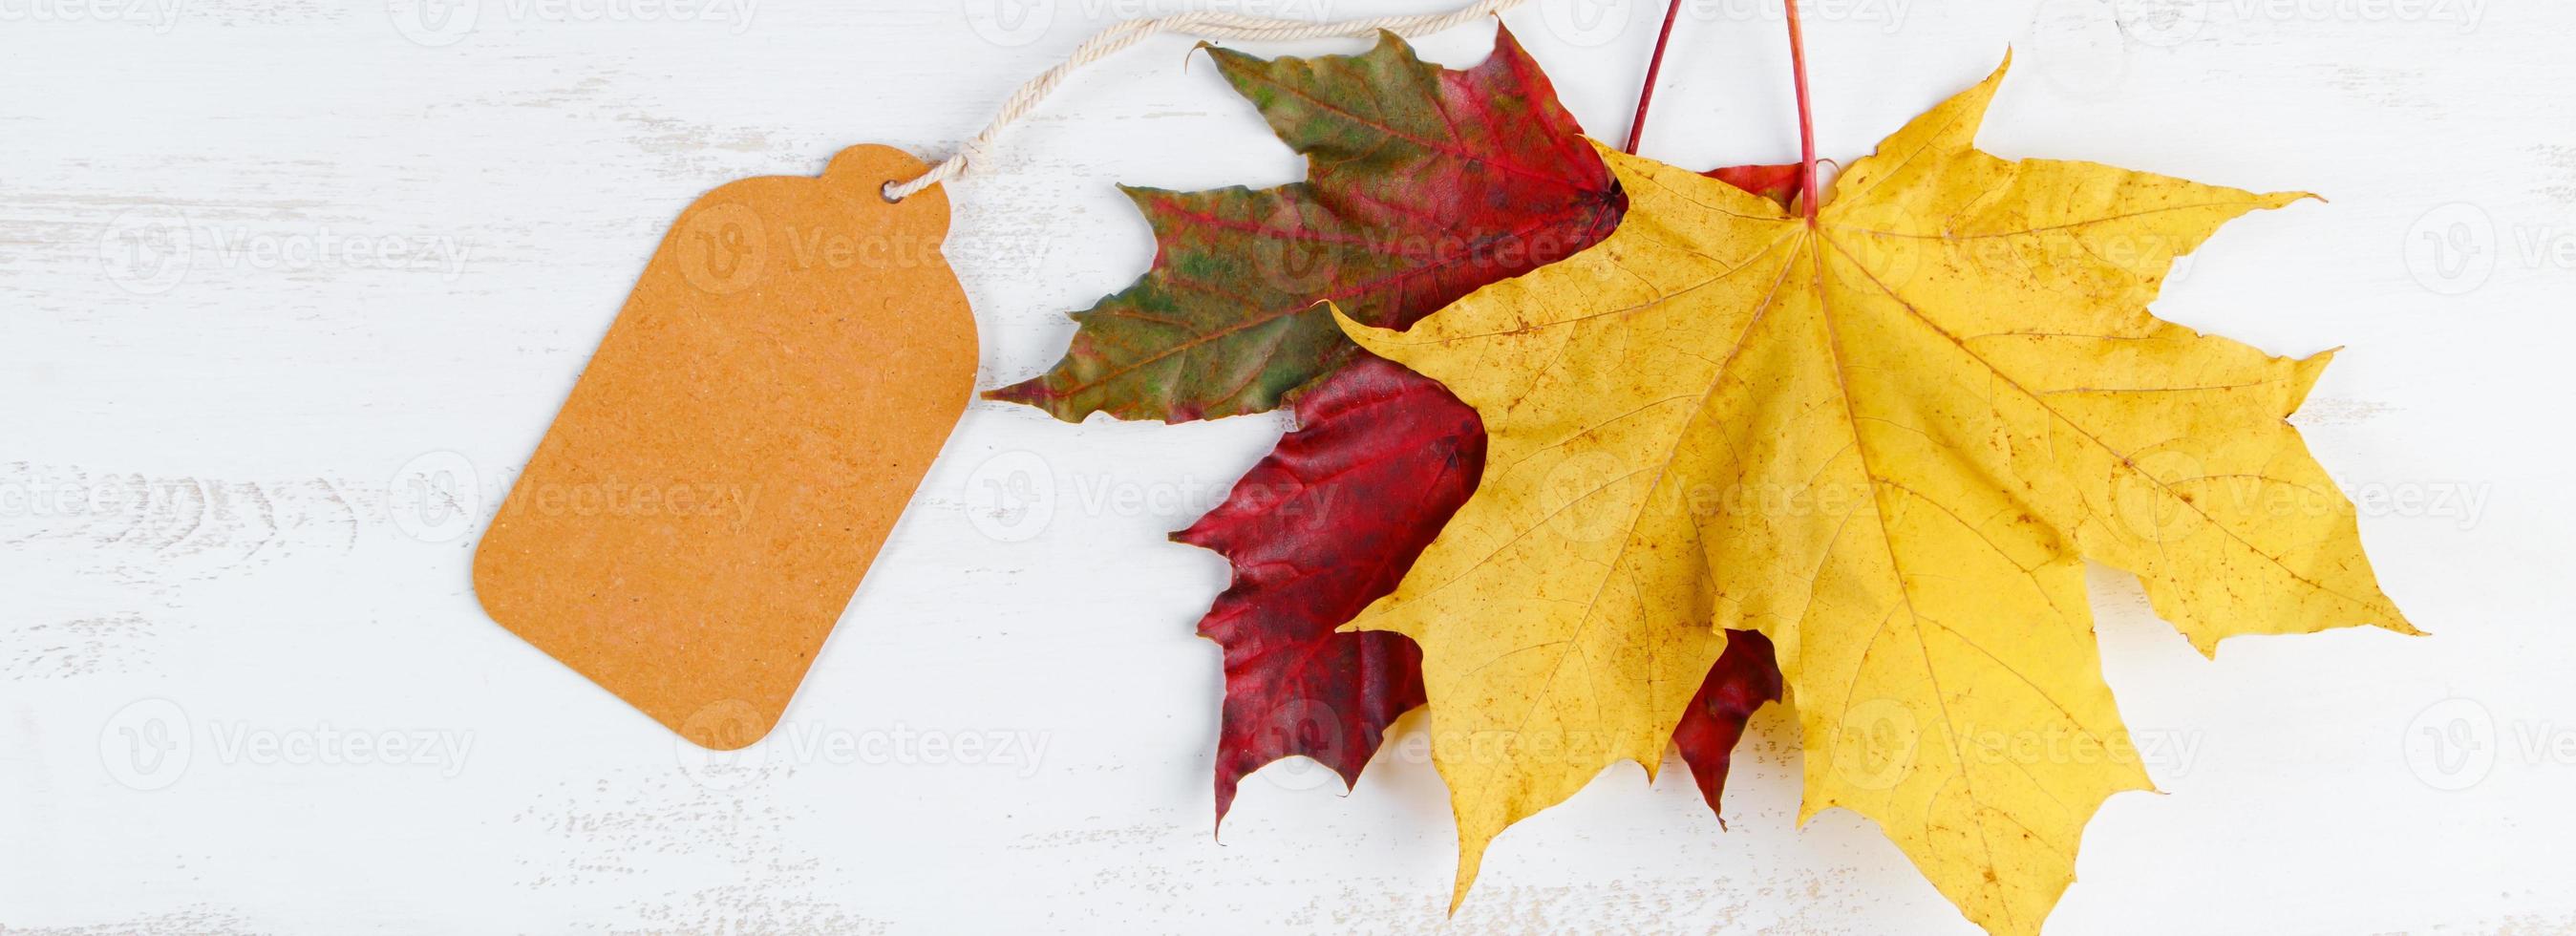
[1673,629,1783,821]
[1175,356,1457,822]
[1335,57,2415,933]
[988,27,1621,422]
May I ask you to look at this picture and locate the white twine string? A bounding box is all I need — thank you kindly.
[882,0,1532,202]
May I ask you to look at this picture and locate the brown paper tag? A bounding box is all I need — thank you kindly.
[473,144,976,750]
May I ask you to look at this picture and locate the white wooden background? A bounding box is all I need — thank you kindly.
[2,0,2568,932]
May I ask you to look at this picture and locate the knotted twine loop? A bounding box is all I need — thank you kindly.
[882,0,1532,202]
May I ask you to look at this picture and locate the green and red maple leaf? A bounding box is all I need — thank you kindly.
[987,27,1621,422]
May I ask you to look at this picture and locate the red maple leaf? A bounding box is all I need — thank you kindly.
[1673,629,1785,819]
[1174,356,1460,821]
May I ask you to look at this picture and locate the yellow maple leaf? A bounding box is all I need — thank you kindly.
[1333,57,2416,934]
